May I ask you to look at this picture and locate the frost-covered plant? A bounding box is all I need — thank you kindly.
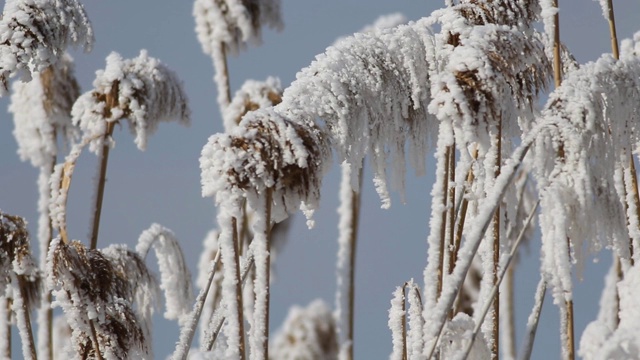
[193,0,283,108]
[46,238,151,359]
[0,0,93,95]
[269,299,338,360]
[0,212,41,360]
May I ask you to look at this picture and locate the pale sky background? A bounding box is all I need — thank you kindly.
[1,1,639,359]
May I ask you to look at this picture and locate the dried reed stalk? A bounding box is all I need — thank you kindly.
[89,81,118,250]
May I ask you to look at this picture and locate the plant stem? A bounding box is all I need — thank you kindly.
[16,276,37,360]
[437,146,452,299]
[89,121,115,250]
[402,283,408,360]
[232,216,246,360]
[606,0,619,59]
[89,320,103,360]
[462,200,539,359]
[518,279,547,360]
[492,118,503,359]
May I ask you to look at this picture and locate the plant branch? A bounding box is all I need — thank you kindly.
[518,278,547,360]
[89,121,115,250]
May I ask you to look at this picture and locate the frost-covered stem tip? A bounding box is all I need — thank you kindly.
[89,120,115,249]
[336,162,363,360]
[518,279,546,360]
[438,146,453,299]
[214,44,232,112]
[173,249,220,360]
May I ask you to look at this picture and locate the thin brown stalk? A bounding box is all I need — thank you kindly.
[606,0,619,60]
[5,298,11,359]
[89,120,115,250]
[261,188,273,359]
[552,4,575,358]
[232,216,246,360]
[628,159,638,265]
[447,144,456,275]
[346,167,364,360]
[437,146,452,298]
[16,276,37,360]
[88,320,103,360]
[552,0,562,89]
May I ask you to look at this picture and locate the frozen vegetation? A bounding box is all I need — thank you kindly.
[1,0,640,359]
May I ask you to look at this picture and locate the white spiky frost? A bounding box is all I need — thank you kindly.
[137,223,194,325]
[0,0,93,95]
[72,50,190,153]
[223,76,282,131]
[200,107,331,225]
[280,19,436,207]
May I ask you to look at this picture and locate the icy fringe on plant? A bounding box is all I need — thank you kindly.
[0,0,93,95]
[72,50,190,152]
[223,76,282,131]
[136,223,194,325]
[269,299,338,360]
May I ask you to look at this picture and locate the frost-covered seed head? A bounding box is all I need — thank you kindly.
[10,55,80,167]
[0,0,93,95]
[223,76,282,131]
[193,0,283,56]
[200,108,330,223]
[72,51,190,153]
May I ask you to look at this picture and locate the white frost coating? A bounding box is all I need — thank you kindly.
[580,265,640,359]
[136,223,194,325]
[0,0,93,95]
[406,282,425,360]
[71,50,190,153]
[200,107,331,225]
[279,19,436,205]
[9,273,35,360]
[196,230,223,347]
[52,315,75,359]
[335,161,356,356]
[531,52,640,304]
[223,76,282,131]
[193,0,282,108]
[539,0,558,42]
[46,237,151,359]
[10,55,79,169]
[440,313,490,360]
[248,194,270,360]
[0,296,8,357]
[270,299,338,360]
[388,286,405,360]
[214,203,244,359]
[578,258,618,359]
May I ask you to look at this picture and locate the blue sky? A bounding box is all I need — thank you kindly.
[1,1,639,358]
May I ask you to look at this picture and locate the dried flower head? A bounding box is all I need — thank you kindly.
[10,54,80,168]
[0,211,40,305]
[0,0,93,95]
[201,108,330,224]
[47,238,150,359]
[193,0,283,56]
[223,76,282,131]
[72,50,190,152]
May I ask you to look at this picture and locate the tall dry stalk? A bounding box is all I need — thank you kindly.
[89,119,115,250]
[551,2,575,358]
